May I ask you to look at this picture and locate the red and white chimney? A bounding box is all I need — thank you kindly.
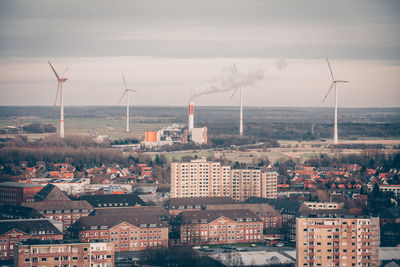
[189,101,194,132]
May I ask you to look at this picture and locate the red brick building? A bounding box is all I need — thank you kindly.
[72,207,169,252]
[205,203,282,229]
[0,219,63,260]
[0,182,43,205]
[15,239,114,267]
[179,209,263,246]
[164,197,236,216]
[22,200,93,231]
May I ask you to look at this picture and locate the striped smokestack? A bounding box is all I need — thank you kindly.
[189,101,194,132]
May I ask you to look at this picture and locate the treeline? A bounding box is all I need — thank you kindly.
[207,122,400,141]
[23,123,56,133]
[304,152,400,170]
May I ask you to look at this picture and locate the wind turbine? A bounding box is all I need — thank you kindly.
[48,61,69,138]
[230,63,243,136]
[323,59,349,144]
[119,71,137,133]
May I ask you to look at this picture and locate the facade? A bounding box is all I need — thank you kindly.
[179,209,263,245]
[261,171,278,199]
[0,219,63,260]
[22,200,93,231]
[73,209,169,252]
[379,185,400,198]
[171,158,231,198]
[205,203,282,229]
[171,158,278,200]
[15,240,114,267]
[0,182,43,205]
[296,216,380,267]
[303,201,344,210]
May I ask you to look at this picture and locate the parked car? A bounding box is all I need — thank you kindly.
[275,243,284,247]
[250,244,257,247]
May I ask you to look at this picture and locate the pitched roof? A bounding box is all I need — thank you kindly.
[245,197,301,213]
[80,194,146,208]
[76,214,168,231]
[180,209,262,224]
[0,181,42,188]
[0,219,62,236]
[0,204,43,220]
[165,197,236,209]
[34,184,70,202]
[205,203,280,217]
[92,206,169,217]
[22,200,93,211]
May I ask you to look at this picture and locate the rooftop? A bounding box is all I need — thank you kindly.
[0,181,42,188]
[180,209,262,224]
[0,219,62,236]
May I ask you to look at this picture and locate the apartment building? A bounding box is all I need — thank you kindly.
[14,239,114,267]
[179,209,263,245]
[171,158,277,200]
[261,171,278,199]
[296,215,380,267]
[0,182,43,205]
[0,219,63,260]
[73,210,169,252]
[22,200,93,231]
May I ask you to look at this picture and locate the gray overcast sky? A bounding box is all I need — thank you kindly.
[0,0,399,107]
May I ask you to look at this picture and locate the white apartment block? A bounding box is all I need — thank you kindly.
[296,216,380,267]
[171,158,277,200]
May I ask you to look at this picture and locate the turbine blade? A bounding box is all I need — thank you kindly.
[233,63,238,73]
[122,71,127,89]
[54,82,60,107]
[119,90,127,103]
[229,86,240,101]
[322,82,334,103]
[48,61,60,80]
[326,59,335,81]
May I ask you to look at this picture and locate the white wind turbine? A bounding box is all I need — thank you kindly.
[119,71,137,133]
[230,63,243,136]
[323,59,349,144]
[48,61,69,138]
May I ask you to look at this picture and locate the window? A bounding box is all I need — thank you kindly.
[41,257,47,262]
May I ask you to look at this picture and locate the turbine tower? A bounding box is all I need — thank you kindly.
[230,63,243,136]
[323,59,349,144]
[48,61,69,138]
[119,71,137,133]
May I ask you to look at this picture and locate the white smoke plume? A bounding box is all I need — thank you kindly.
[275,58,288,71]
[190,64,265,100]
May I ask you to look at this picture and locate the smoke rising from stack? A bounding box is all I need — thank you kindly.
[190,64,265,100]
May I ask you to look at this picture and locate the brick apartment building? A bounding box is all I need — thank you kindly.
[0,219,63,260]
[22,200,93,231]
[14,239,114,267]
[72,207,169,252]
[164,197,236,216]
[0,182,43,205]
[179,209,263,245]
[205,203,282,229]
[296,215,380,267]
[171,158,277,200]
